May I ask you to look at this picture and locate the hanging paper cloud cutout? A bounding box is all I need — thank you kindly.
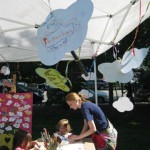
[0,66,10,75]
[98,60,133,83]
[112,97,134,112]
[121,48,148,73]
[35,68,70,92]
[98,48,148,83]
[79,89,93,99]
[37,0,93,65]
[81,72,96,81]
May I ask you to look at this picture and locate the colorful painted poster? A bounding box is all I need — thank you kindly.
[0,93,33,134]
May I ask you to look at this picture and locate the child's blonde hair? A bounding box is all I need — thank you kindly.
[56,119,72,132]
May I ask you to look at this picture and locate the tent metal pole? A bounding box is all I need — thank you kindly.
[111,3,133,43]
[113,0,139,16]
[93,57,98,105]
[0,26,35,33]
[10,46,37,51]
[0,17,34,26]
[9,55,39,62]
[0,54,7,62]
[86,38,113,45]
[91,42,98,105]
[0,45,9,48]
[91,15,109,19]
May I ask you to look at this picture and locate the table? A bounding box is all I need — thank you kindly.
[83,138,96,150]
[31,138,95,150]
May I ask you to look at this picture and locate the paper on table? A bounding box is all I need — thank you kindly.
[34,144,46,150]
[57,141,84,150]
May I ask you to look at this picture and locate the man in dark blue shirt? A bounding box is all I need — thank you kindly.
[81,101,108,133]
[66,92,117,150]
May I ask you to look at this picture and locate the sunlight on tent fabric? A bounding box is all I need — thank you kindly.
[0,0,149,62]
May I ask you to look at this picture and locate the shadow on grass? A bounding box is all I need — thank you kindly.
[32,104,150,150]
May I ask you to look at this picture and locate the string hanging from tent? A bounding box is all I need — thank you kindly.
[47,0,53,13]
[127,0,149,52]
[65,60,73,89]
[88,60,94,73]
[88,60,96,81]
[113,45,119,59]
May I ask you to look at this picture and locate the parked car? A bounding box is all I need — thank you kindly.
[85,80,108,90]
[16,84,44,104]
[0,83,44,104]
[87,89,109,104]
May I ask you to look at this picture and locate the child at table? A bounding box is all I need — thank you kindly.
[54,119,72,142]
[12,129,39,150]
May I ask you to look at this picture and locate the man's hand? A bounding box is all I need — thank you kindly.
[68,134,80,141]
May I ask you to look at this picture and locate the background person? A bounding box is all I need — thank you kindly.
[66,92,118,150]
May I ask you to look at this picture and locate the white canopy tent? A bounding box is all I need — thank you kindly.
[0,0,149,62]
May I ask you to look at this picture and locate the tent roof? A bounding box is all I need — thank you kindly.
[0,0,149,63]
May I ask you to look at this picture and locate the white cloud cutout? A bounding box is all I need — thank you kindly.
[14,102,20,107]
[6,100,12,105]
[37,0,93,65]
[13,123,20,128]
[81,72,96,80]
[79,89,93,98]
[24,117,30,122]
[112,97,134,112]
[0,66,10,75]
[2,117,8,122]
[98,60,133,83]
[16,119,23,124]
[22,123,29,128]
[24,104,31,110]
[9,112,15,116]
[17,111,23,117]
[9,117,16,122]
[98,48,148,83]
[121,48,148,73]
[5,126,12,131]
[13,94,19,99]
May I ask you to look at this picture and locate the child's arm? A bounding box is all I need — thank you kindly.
[29,140,40,149]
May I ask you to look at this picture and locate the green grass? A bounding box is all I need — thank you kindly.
[32,104,150,150]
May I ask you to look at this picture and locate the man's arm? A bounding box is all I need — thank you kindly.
[80,119,89,134]
[68,120,96,141]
